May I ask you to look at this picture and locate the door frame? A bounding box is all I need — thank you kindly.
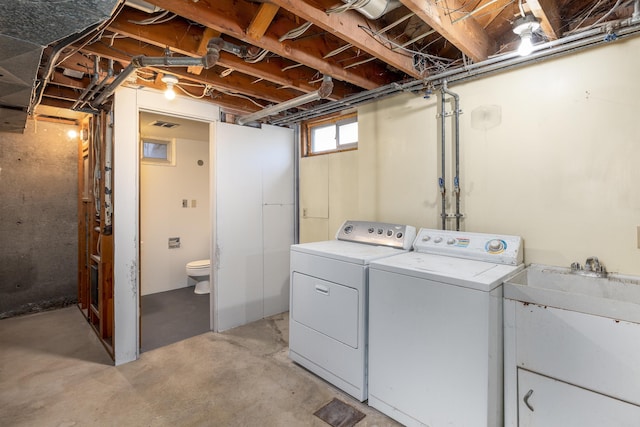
[113,87,219,365]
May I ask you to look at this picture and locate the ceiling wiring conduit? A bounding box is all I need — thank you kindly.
[270,21,640,126]
[236,76,333,126]
[72,56,101,110]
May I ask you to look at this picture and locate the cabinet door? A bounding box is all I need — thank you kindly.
[518,369,640,427]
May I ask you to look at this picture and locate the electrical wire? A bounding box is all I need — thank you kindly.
[128,10,177,25]
[214,89,266,108]
[278,21,313,42]
[326,0,370,14]
[245,48,270,63]
[175,84,212,99]
[568,0,625,33]
[281,63,303,72]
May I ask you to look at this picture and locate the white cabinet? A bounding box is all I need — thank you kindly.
[517,369,640,427]
[504,299,640,427]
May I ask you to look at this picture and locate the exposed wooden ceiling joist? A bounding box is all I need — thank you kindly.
[14,0,629,126]
[106,7,356,99]
[80,39,306,105]
[146,0,390,89]
[269,0,422,78]
[399,0,495,62]
[247,3,281,40]
[527,0,562,40]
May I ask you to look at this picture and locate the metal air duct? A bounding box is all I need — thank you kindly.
[236,76,333,126]
[343,0,402,20]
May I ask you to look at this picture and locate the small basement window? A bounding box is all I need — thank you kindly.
[303,113,357,156]
[141,137,175,165]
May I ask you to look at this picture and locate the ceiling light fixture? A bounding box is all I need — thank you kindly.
[161,74,179,100]
[513,14,540,56]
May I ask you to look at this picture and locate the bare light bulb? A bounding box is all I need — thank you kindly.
[518,30,534,56]
[67,129,78,139]
[161,74,179,100]
[164,85,176,100]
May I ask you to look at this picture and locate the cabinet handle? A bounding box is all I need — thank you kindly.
[523,389,534,412]
[315,284,329,295]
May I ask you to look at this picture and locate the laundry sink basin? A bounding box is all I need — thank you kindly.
[504,264,640,323]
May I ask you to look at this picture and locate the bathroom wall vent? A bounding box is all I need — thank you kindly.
[149,120,180,129]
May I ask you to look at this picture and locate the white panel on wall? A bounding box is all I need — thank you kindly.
[300,155,329,219]
[216,123,264,331]
[263,204,294,316]
[299,218,330,243]
[215,122,294,331]
[328,150,360,235]
[262,125,295,205]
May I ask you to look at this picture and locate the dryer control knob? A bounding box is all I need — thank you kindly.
[434,237,443,243]
[447,238,456,245]
[488,239,504,252]
[422,235,431,242]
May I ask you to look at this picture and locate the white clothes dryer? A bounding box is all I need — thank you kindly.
[289,220,416,401]
[368,228,524,427]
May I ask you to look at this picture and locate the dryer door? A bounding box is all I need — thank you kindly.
[291,272,359,348]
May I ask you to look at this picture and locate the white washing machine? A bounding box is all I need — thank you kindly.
[368,228,523,427]
[289,220,416,401]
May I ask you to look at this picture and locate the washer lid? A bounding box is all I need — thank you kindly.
[370,252,523,292]
[291,240,407,265]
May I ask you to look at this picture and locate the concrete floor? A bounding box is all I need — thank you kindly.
[0,307,400,427]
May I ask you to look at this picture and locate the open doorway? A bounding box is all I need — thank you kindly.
[139,111,211,352]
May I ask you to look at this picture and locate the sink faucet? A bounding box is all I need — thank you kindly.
[571,256,608,278]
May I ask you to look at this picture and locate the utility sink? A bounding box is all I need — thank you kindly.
[504,264,640,324]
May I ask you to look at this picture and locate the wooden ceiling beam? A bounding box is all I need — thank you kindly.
[107,8,355,99]
[146,0,386,89]
[399,0,495,62]
[526,0,561,40]
[43,85,84,102]
[268,0,421,78]
[49,72,91,89]
[247,3,280,40]
[39,97,76,110]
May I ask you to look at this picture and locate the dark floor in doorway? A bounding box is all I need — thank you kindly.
[141,287,209,352]
[314,398,366,427]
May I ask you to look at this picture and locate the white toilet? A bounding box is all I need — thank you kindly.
[186,259,210,294]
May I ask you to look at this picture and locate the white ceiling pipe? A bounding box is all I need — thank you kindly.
[236,76,333,126]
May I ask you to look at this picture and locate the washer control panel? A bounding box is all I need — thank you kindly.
[413,228,523,265]
[336,220,417,250]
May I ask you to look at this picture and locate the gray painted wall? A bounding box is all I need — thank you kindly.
[0,120,78,317]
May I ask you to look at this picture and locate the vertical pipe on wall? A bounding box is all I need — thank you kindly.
[293,124,300,244]
[439,84,447,230]
[442,81,462,231]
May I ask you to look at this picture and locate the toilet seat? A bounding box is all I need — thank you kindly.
[186,259,210,276]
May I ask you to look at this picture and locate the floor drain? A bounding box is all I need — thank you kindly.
[314,398,365,427]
